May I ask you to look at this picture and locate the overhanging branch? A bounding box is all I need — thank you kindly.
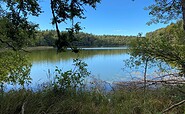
[0,38,16,51]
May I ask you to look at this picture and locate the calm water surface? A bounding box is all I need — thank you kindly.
[28,47,160,84]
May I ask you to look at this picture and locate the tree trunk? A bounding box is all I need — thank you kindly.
[182,0,185,30]
[144,57,149,93]
[50,0,61,39]
[182,64,185,77]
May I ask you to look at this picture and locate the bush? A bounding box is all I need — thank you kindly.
[53,59,90,93]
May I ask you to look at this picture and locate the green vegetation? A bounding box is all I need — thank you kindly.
[0,56,184,114]
[50,0,100,52]
[0,0,101,52]
[146,0,185,30]
[0,51,31,94]
[129,20,185,76]
[0,0,40,92]
[0,0,101,93]
[0,0,41,51]
[0,0,185,114]
[0,82,185,114]
[32,30,137,47]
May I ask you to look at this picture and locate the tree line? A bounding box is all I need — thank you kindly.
[31,30,137,47]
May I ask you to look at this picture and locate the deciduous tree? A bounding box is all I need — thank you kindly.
[146,0,185,30]
[0,0,41,50]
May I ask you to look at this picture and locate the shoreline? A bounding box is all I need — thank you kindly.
[0,46,128,52]
[24,46,55,51]
[0,46,55,52]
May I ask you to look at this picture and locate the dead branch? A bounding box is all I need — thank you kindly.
[114,78,185,89]
[162,100,185,113]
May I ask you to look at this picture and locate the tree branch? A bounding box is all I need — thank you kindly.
[50,0,61,39]
[0,38,17,51]
[162,100,185,113]
[181,0,185,30]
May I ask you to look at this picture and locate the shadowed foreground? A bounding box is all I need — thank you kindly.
[0,82,185,114]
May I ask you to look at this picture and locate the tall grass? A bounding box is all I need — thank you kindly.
[0,83,185,114]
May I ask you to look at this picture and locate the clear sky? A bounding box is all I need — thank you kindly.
[29,0,170,36]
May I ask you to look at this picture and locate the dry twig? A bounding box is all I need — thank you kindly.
[162,100,185,113]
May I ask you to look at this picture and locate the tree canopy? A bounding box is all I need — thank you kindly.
[0,0,41,50]
[128,0,185,77]
[129,20,185,76]
[146,0,185,30]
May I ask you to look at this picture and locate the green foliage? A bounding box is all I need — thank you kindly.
[129,20,185,76]
[31,30,136,47]
[74,33,136,47]
[145,0,182,25]
[50,0,101,52]
[0,0,101,93]
[53,59,90,92]
[0,0,41,50]
[0,0,101,51]
[0,0,39,92]
[0,51,32,88]
[50,0,100,23]
[33,30,58,46]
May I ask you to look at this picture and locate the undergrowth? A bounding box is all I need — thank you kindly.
[0,84,185,114]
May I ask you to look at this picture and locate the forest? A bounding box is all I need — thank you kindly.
[32,30,137,47]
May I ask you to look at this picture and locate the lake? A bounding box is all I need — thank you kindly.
[28,47,167,85]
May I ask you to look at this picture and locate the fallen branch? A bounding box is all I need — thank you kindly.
[114,79,185,86]
[162,100,185,113]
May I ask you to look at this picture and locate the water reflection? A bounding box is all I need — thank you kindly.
[28,48,128,62]
[28,48,129,84]
[28,48,174,85]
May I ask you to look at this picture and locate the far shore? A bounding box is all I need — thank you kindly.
[0,46,55,52]
[0,46,128,52]
[24,46,55,51]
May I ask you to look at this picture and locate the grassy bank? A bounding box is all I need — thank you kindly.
[0,83,185,114]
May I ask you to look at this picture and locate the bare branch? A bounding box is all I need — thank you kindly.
[162,100,185,113]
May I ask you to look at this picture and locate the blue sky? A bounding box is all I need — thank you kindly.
[29,0,170,36]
